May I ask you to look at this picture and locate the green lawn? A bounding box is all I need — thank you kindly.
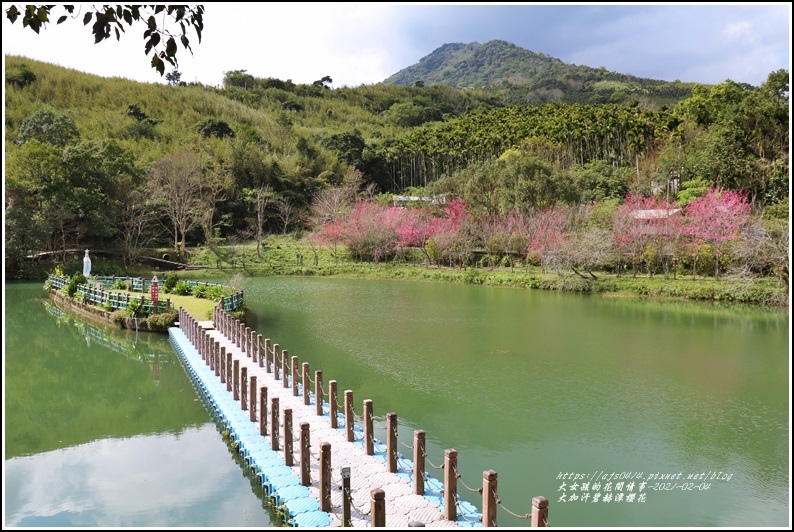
[162,293,217,320]
[105,289,217,320]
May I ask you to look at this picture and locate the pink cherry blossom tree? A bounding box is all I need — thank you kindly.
[683,187,751,278]
[343,201,401,262]
[527,206,570,273]
[426,198,473,268]
[612,193,682,277]
[393,206,440,265]
[313,218,346,263]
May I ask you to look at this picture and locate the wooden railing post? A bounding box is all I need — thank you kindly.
[249,375,257,422]
[443,449,457,521]
[302,362,310,405]
[364,399,374,455]
[300,423,311,486]
[344,390,354,442]
[271,397,279,451]
[371,488,385,527]
[531,495,549,527]
[320,442,331,511]
[241,367,248,410]
[226,352,233,392]
[233,360,240,401]
[282,349,290,389]
[291,355,299,396]
[413,430,426,495]
[260,386,268,436]
[482,470,497,527]
[284,408,293,466]
[342,467,352,527]
[256,334,262,366]
[245,326,251,357]
[213,342,220,383]
[315,370,324,416]
[265,339,272,372]
[329,380,338,428]
[387,412,397,473]
[273,343,280,380]
[214,342,220,376]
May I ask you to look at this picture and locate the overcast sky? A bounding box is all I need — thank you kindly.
[2,3,791,89]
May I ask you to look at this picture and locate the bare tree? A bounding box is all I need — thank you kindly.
[148,149,204,258]
[112,189,157,267]
[308,186,354,227]
[275,197,302,234]
[560,227,615,279]
[198,160,230,249]
[243,185,276,258]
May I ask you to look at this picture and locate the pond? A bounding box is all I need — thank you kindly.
[4,277,790,527]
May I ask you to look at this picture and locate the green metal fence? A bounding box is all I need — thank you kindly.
[47,275,244,314]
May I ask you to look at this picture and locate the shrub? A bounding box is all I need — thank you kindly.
[192,284,208,298]
[463,267,483,284]
[66,272,87,297]
[164,273,179,293]
[205,285,224,301]
[146,311,178,332]
[229,308,246,321]
[110,310,127,324]
[172,281,192,295]
[126,297,144,316]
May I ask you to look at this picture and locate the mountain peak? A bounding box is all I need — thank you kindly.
[383,40,694,106]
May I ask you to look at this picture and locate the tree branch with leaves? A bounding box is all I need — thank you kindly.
[5,4,204,75]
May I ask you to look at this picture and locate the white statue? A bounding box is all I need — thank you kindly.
[83,249,92,277]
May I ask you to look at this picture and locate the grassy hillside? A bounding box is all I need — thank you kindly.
[4,55,788,292]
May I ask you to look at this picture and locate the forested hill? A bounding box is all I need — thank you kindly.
[3,54,789,279]
[384,40,698,106]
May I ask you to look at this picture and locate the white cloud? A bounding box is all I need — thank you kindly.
[723,20,752,40]
[2,3,790,88]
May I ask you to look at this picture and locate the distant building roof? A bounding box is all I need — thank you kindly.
[630,209,682,220]
[392,195,446,206]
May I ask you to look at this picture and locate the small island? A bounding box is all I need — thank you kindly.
[45,253,245,333]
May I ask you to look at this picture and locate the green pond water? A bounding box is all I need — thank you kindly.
[3,277,790,527]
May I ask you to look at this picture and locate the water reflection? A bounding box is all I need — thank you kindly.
[4,283,278,527]
[44,300,173,369]
[5,426,273,527]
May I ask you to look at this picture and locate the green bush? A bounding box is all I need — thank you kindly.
[146,311,178,332]
[110,310,127,324]
[172,281,192,295]
[66,272,87,297]
[164,273,179,292]
[192,284,208,298]
[463,267,483,284]
[206,285,225,301]
[126,297,144,316]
